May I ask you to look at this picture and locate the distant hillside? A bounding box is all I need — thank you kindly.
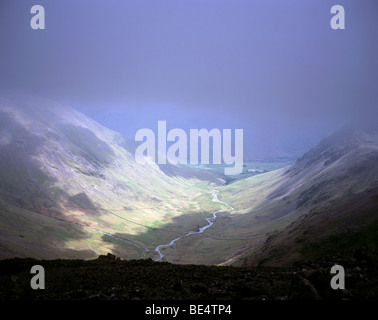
[221,121,378,267]
[0,97,223,260]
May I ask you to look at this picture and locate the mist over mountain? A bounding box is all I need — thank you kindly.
[1,0,378,302]
[1,0,377,161]
[71,103,334,162]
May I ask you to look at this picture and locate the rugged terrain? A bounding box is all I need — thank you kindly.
[0,251,377,300]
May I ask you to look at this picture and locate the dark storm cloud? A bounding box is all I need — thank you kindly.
[0,0,377,159]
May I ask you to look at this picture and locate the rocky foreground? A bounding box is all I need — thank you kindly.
[0,251,377,300]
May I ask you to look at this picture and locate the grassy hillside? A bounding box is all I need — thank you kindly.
[0,97,223,260]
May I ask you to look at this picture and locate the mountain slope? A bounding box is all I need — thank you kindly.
[219,122,378,266]
[0,97,223,260]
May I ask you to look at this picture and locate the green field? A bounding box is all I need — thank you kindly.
[186,159,294,183]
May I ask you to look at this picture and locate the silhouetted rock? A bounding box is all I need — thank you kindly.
[0,250,377,300]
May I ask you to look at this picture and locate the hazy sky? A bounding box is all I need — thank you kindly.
[0,0,377,159]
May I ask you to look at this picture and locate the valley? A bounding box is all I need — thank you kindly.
[154,189,233,262]
[1,98,378,275]
[1,0,378,303]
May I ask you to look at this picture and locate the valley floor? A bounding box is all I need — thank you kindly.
[1,250,377,300]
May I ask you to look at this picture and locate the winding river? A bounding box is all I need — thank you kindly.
[154,190,233,261]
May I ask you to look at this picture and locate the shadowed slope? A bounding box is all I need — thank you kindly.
[220,122,378,266]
